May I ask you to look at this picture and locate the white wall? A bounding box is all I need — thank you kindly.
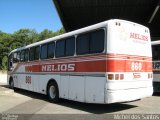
[0,71,7,84]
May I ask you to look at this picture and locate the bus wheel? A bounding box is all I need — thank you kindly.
[9,78,14,89]
[47,81,59,102]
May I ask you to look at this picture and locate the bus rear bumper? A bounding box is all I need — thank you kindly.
[105,87,153,104]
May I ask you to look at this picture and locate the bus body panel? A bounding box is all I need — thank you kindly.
[68,76,85,102]
[60,75,70,99]
[106,78,152,90]
[106,86,153,103]
[85,76,105,103]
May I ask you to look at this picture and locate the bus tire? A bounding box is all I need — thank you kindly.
[47,81,59,103]
[9,78,14,89]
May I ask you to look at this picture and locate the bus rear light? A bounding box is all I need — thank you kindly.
[148,73,153,79]
[150,73,153,78]
[115,74,119,80]
[107,74,124,80]
[108,74,114,80]
[120,74,124,80]
[148,73,150,79]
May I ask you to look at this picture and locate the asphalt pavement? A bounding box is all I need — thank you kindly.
[0,80,160,120]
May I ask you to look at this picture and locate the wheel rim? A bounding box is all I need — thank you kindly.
[49,85,56,99]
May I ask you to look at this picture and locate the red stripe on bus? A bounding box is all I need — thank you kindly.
[107,60,152,72]
[13,53,152,73]
[24,60,152,73]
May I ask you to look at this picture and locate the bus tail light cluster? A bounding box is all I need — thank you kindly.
[107,74,124,80]
[148,73,153,79]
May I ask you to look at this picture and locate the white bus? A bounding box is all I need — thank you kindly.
[8,19,153,104]
[152,40,160,92]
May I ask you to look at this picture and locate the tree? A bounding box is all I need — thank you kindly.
[39,29,54,41]
[52,28,65,36]
[39,28,65,41]
[56,27,65,35]
[1,56,8,70]
[0,27,65,70]
[13,29,39,47]
[0,32,12,69]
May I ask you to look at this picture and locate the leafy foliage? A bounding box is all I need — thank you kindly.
[0,28,65,70]
[2,56,8,70]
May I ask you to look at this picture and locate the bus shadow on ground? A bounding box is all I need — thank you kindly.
[0,85,10,88]
[1,85,137,114]
[57,99,137,114]
[153,92,160,96]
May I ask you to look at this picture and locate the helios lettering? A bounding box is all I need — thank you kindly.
[25,64,75,72]
[41,64,75,72]
[130,33,148,41]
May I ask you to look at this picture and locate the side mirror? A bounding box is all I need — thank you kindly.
[10,61,13,67]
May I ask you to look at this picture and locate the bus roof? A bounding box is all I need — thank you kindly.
[10,19,149,54]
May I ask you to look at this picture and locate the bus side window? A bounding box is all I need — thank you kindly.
[13,52,18,63]
[35,46,40,60]
[76,29,105,55]
[29,46,40,61]
[20,50,25,62]
[77,33,90,55]
[17,51,20,62]
[48,42,55,58]
[66,37,75,56]
[29,47,35,61]
[24,49,29,61]
[55,37,75,58]
[90,29,105,53]
[55,40,65,57]
[41,44,47,59]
